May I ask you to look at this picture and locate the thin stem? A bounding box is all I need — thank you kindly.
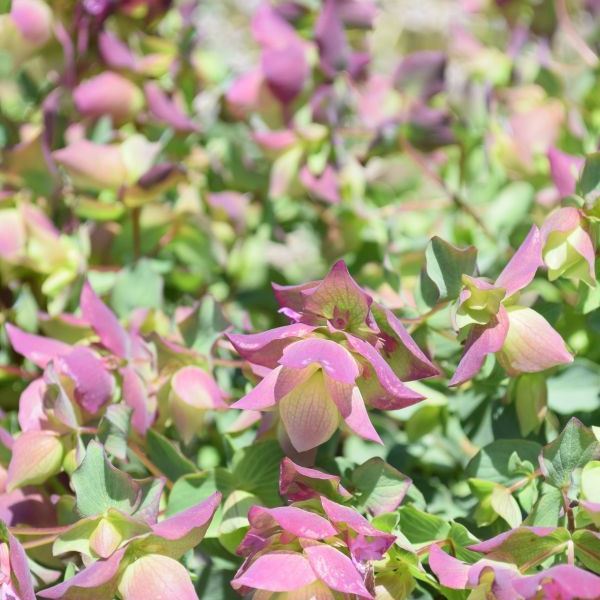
[507,469,542,494]
[211,357,246,369]
[401,140,495,242]
[400,301,450,325]
[131,206,142,261]
[0,365,36,380]
[129,442,174,490]
[555,0,598,67]
[562,489,575,533]
[567,540,575,566]
[416,538,453,556]
[21,535,60,550]
[10,525,70,536]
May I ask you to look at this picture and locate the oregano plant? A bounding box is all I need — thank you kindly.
[0,0,598,599]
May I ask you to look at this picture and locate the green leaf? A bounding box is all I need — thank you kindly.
[97,405,131,460]
[490,485,522,528]
[72,441,139,518]
[397,505,449,544]
[524,484,562,527]
[12,285,38,332]
[420,237,477,307]
[352,457,412,516]
[146,429,197,483]
[512,373,547,436]
[540,418,600,490]
[375,566,416,600]
[111,259,164,318]
[577,152,600,201]
[466,439,542,485]
[573,530,600,574]
[218,490,259,554]
[167,472,221,517]
[468,478,498,526]
[405,404,444,442]
[0,1,11,14]
[447,522,481,562]
[181,296,229,354]
[230,440,283,507]
[547,362,600,415]
[475,527,570,570]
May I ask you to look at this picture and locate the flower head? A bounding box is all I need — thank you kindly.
[232,495,394,599]
[451,226,572,385]
[228,261,438,452]
[541,207,596,287]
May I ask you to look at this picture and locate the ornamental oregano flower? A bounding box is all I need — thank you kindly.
[228,260,438,452]
[451,226,572,385]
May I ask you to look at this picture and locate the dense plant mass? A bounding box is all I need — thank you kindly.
[0,0,600,598]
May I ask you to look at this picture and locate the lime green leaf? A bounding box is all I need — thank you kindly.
[490,485,522,528]
[581,461,600,501]
[524,484,562,527]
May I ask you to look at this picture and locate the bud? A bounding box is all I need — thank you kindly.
[89,518,123,559]
[73,72,144,123]
[0,0,52,66]
[541,207,596,287]
[455,275,505,330]
[169,366,227,444]
[118,554,197,599]
[53,135,159,191]
[7,430,64,490]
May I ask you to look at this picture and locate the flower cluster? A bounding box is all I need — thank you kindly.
[228,260,439,453]
[233,458,395,599]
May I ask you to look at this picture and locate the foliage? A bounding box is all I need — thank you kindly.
[0,0,599,598]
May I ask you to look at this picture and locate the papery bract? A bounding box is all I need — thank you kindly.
[513,565,600,599]
[547,148,584,198]
[169,365,227,444]
[541,207,596,287]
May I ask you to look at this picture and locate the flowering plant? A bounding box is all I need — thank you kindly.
[0,0,598,598]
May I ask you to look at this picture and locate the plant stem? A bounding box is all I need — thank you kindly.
[555,0,598,67]
[132,206,142,261]
[401,140,495,242]
[10,525,70,536]
[507,469,542,494]
[21,535,60,550]
[129,442,174,490]
[562,489,575,533]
